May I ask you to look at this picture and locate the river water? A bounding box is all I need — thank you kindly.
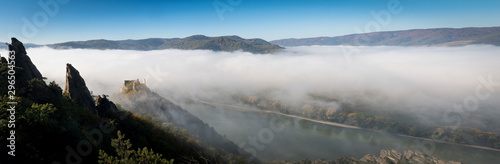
[179,102,500,164]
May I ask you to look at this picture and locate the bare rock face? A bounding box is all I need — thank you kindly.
[64,63,98,114]
[335,156,367,164]
[269,149,462,164]
[95,94,118,117]
[379,149,402,163]
[361,150,463,164]
[360,154,389,164]
[401,150,462,164]
[8,38,43,80]
[121,79,149,93]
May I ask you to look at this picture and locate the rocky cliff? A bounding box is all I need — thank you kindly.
[95,94,119,117]
[63,63,98,114]
[8,37,43,81]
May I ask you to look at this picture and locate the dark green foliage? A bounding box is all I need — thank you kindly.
[0,96,99,163]
[0,61,9,95]
[26,79,63,104]
[98,131,174,164]
[0,55,250,163]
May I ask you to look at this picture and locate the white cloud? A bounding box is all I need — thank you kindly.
[23,45,500,117]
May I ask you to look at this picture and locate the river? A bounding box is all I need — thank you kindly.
[177,100,500,164]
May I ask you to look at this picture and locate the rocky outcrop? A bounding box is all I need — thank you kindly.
[95,94,119,117]
[360,154,389,164]
[121,79,150,93]
[377,149,402,163]
[400,150,461,164]
[270,150,462,164]
[360,150,462,164]
[64,63,98,114]
[8,37,43,80]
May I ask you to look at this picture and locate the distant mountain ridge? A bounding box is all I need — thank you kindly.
[50,35,283,54]
[271,26,500,47]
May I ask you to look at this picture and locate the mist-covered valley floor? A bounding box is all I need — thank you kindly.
[4,45,500,163]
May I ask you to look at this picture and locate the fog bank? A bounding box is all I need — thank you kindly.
[3,45,499,124]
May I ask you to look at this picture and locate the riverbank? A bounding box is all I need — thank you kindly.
[190,98,500,153]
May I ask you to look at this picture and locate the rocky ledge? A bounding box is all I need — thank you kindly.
[270,149,462,164]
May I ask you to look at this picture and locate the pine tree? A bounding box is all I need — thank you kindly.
[98,131,174,164]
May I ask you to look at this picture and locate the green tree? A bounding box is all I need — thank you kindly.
[99,131,174,164]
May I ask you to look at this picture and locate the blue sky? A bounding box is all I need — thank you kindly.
[1,0,499,44]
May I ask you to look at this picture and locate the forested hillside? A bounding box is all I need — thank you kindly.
[271,26,500,47]
[51,35,283,54]
[0,38,248,163]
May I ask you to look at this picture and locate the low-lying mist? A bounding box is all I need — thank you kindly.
[4,45,500,129]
